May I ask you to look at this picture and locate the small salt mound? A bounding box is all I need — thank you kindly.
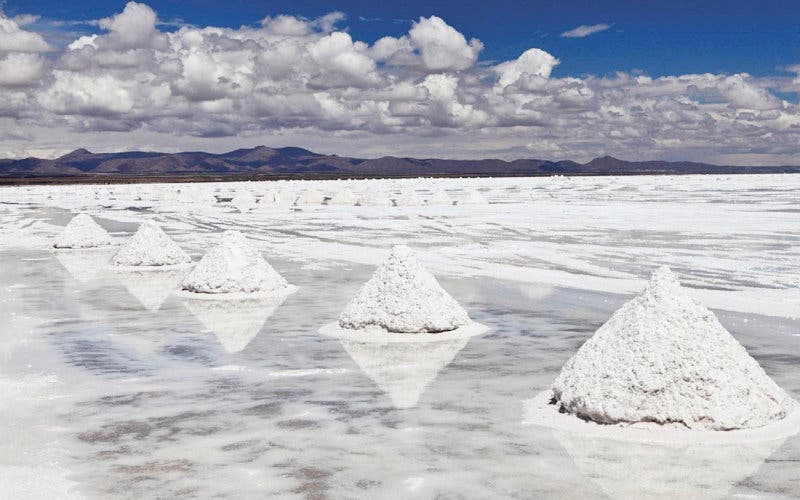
[461,189,488,205]
[394,188,424,207]
[328,187,356,205]
[275,188,297,206]
[260,189,277,206]
[111,221,190,268]
[339,245,471,333]
[426,190,453,206]
[53,214,112,249]
[551,266,795,431]
[181,230,290,295]
[296,189,325,206]
[357,189,392,207]
[234,190,258,210]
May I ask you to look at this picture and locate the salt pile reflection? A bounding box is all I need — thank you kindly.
[182,294,288,353]
[114,268,187,312]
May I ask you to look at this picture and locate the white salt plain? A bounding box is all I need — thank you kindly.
[1,174,799,498]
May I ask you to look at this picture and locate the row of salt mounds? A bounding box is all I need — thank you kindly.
[426,190,453,206]
[53,214,113,249]
[111,221,191,269]
[180,230,295,298]
[328,187,357,205]
[296,188,325,206]
[320,245,487,339]
[394,188,425,207]
[529,266,797,436]
[357,188,392,207]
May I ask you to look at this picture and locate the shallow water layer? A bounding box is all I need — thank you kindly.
[1,175,799,499]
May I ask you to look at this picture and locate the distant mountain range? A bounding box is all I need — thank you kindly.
[2,146,800,182]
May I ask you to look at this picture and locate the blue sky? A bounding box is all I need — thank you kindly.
[9,0,800,78]
[2,0,800,164]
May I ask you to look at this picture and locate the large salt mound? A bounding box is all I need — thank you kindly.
[296,189,325,206]
[357,189,392,207]
[180,230,290,295]
[551,266,795,431]
[394,189,424,207]
[338,245,471,333]
[53,214,112,249]
[111,221,190,268]
[328,187,356,205]
[426,190,453,206]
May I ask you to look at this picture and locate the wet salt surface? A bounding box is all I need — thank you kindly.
[2,244,799,499]
[1,175,800,498]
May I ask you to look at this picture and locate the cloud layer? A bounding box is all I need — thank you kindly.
[2,2,800,165]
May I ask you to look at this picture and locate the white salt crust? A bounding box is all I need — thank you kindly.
[337,245,473,334]
[550,266,796,432]
[357,189,392,207]
[427,190,453,206]
[394,189,425,207]
[111,221,191,268]
[328,187,357,205]
[295,189,325,205]
[179,230,293,297]
[53,214,113,249]
[462,189,488,205]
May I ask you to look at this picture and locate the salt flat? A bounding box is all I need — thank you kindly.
[0,174,798,498]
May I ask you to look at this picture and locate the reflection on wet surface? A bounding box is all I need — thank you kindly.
[1,235,800,498]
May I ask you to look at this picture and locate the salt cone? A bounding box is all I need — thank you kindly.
[328,187,357,206]
[338,245,471,333]
[53,214,112,249]
[426,190,453,206]
[394,189,425,207]
[357,189,392,207]
[111,221,190,268]
[296,189,325,206]
[462,189,488,205]
[551,266,795,430]
[180,230,290,296]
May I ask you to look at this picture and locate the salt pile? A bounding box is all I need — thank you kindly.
[426,190,453,206]
[275,188,297,207]
[394,189,424,207]
[323,245,485,336]
[111,221,190,268]
[180,230,293,297]
[234,189,258,210]
[296,189,325,206]
[461,189,488,205]
[53,214,112,249]
[357,189,392,207]
[328,187,356,205]
[545,266,796,432]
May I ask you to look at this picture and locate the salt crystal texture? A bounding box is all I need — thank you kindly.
[394,189,424,207]
[551,266,795,430]
[427,190,453,206]
[357,189,392,207]
[328,187,356,205]
[181,230,289,295]
[112,221,190,268]
[53,214,112,249]
[338,245,471,333]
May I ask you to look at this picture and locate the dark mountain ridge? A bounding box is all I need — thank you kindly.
[1,146,799,182]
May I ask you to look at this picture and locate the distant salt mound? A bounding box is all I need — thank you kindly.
[234,190,258,210]
[426,190,453,206]
[260,189,277,206]
[296,189,325,206]
[338,245,471,333]
[357,189,392,207]
[328,187,356,206]
[275,188,297,207]
[53,214,112,249]
[394,189,424,207]
[111,221,190,268]
[461,189,488,205]
[550,266,795,431]
[180,230,291,296]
